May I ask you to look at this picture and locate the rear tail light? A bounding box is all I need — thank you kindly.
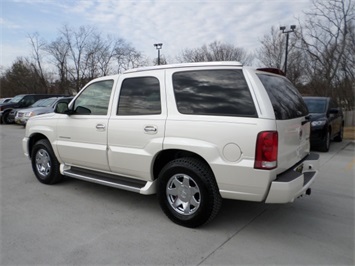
[254,131,278,170]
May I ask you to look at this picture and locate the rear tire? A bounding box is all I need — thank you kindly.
[31,139,63,184]
[157,158,222,228]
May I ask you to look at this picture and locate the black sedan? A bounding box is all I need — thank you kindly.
[303,96,344,152]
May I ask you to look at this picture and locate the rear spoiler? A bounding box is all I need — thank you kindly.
[257,68,285,76]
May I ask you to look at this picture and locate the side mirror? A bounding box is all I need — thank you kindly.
[55,102,69,114]
[329,108,339,117]
[329,108,339,114]
[75,106,91,115]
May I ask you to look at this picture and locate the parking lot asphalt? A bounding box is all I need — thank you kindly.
[1,124,354,266]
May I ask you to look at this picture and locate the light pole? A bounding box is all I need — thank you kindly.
[154,43,163,65]
[280,25,296,76]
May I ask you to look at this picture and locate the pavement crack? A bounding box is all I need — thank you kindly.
[197,207,269,266]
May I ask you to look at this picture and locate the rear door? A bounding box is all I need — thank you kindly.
[107,71,166,181]
[256,72,310,172]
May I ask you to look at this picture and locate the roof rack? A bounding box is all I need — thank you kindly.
[124,61,243,73]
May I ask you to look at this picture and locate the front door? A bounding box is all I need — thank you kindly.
[56,79,114,171]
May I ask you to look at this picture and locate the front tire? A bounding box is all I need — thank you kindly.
[2,111,12,124]
[319,129,330,152]
[157,158,222,228]
[31,139,63,184]
[334,125,343,142]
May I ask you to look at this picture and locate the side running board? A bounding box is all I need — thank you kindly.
[63,167,147,193]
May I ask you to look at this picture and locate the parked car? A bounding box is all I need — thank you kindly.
[24,62,319,228]
[10,98,50,125]
[15,97,73,126]
[0,98,12,104]
[303,96,344,152]
[0,94,65,124]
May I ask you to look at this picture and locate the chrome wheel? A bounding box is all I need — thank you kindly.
[166,174,201,215]
[158,158,222,227]
[31,139,63,184]
[35,148,51,178]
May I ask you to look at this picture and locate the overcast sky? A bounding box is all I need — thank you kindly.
[1,0,313,69]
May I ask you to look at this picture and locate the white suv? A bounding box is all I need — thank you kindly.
[23,62,319,227]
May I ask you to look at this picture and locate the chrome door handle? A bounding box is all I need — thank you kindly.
[144,125,157,134]
[96,124,105,130]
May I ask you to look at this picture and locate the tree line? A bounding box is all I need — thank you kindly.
[1,0,353,109]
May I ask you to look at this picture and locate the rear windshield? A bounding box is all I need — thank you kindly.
[257,74,308,120]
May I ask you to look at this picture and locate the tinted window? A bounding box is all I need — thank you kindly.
[21,96,35,106]
[173,70,256,117]
[9,95,24,103]
[329,99,337,110]
[303,98,327,113]
[257,74,308,120]
[74,80,113,115]
[118,77,161,115]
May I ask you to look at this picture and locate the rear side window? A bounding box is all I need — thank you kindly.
[257,74,308,120]
[172,70,256,117]
[117,77,161,115]
[22,96,35,106]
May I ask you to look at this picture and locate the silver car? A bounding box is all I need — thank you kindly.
[0,98,12,104]
[15,97,72,126]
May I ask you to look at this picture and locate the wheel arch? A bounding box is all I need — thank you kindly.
[28,133,49,159]
[153,149,215,182]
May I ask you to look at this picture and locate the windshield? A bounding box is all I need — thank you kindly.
[30,99,47,107]
[30,98,57,107]
[9,95,24,103]
[303,98,327,113]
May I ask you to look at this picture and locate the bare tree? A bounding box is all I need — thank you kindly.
[115,43,148,73]
[60,25,96,92]
[257,26,285,69]
[177,41,254,65]
[2,24,150,96]
[46,37,70,94]
[96,36,121,76]
[28,33,49,92]
[256,26,306,85]
[297,0,355,108]
[0,58,46,96]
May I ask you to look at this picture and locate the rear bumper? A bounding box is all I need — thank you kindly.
[265,153,319,203]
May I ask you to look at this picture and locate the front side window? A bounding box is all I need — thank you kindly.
[117,77,161,115]
[257,74,308,120]
[21,96,35,106]
[74,80,113,115]
[172,70,256,117]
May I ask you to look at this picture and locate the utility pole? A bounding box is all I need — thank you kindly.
[280,25,296,76]
[154,43,163,65]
